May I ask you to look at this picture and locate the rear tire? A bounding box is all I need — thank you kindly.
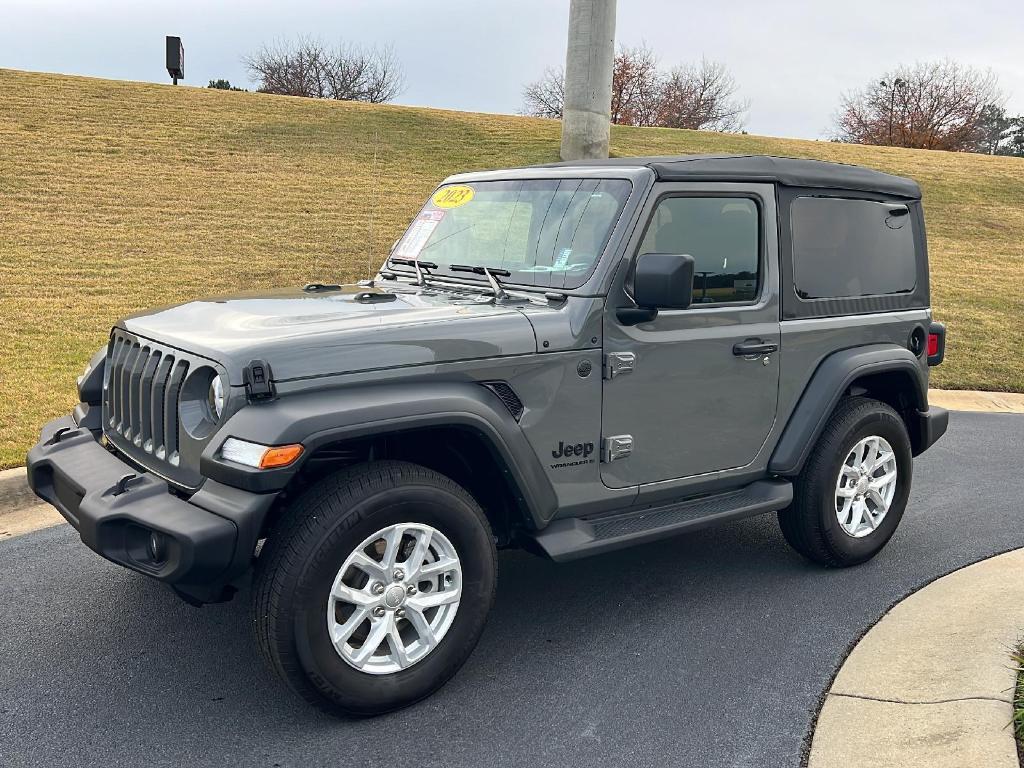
[253,460,496,717]
[778,396,912,567]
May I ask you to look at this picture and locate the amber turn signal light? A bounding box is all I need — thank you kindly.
[259,444,304,469]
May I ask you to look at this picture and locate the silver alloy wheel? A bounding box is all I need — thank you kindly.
[835,435,898,538]
[327,523,462,675]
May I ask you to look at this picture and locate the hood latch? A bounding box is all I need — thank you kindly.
[243,359,276,402]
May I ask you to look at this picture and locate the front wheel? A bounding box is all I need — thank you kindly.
[778,396,912,567]
[253,461,496,716]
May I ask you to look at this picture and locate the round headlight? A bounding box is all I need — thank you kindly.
[209,375,226,420]
[180,367,224,440]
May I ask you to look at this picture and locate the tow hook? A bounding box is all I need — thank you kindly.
[110,473,139,496]
[45,426,78,446]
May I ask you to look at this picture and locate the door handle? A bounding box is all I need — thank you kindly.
[733,339,778,357]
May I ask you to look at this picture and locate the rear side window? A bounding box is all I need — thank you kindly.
[639,197,760,304]
[791,197,916,299]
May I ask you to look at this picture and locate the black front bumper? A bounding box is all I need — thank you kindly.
[27,416,277,603]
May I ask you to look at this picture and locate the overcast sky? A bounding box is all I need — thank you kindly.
[3,0,1022,139]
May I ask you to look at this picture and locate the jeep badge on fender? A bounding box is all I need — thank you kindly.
[552,441,595,459]
[26,155,948,717]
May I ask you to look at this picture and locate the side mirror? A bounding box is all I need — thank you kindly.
[634,253,695,310]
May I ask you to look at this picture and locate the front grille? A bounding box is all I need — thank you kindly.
[104,330,190,466]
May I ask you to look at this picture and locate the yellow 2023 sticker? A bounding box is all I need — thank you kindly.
[432,185,475,209]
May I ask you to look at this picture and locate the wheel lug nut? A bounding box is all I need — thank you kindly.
[371,582,385,595]
[396,608,406,618]
[372,606,386,618]
[406,584,417,596]
[393,569,405,581]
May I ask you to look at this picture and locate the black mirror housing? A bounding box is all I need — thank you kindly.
[633,253,695,310]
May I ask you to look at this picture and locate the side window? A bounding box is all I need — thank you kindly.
[791,197,916,299]
[639,197,760,304]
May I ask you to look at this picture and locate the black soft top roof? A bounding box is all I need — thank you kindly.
[537,154,921,199]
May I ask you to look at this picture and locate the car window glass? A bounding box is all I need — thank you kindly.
[791,197,916,299]
[639,197,760,304]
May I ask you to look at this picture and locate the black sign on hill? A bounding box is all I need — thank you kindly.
[166,36,184,84]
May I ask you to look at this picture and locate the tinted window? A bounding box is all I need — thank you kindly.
[791,197,916,299]
[639,197,760,304]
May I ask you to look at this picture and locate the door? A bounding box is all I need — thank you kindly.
[601,184,780,489]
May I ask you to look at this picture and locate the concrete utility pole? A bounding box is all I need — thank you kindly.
[560,0,616,161]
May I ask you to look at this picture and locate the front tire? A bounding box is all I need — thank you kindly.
[778,396,912,567]
[253,461,496,716]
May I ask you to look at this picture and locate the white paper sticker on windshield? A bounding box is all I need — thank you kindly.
[395,210,445,258]
[552,247,572,270]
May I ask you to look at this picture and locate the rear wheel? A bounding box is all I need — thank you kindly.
[778,396,912,567]
[253,461,496,716]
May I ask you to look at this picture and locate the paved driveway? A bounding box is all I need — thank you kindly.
[1,412,1021,768]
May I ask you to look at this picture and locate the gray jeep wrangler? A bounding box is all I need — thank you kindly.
[28,155,948,716]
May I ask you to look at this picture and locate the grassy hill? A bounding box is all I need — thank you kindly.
[1,68,1022,469]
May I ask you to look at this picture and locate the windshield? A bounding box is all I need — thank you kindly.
[389,178,633,290]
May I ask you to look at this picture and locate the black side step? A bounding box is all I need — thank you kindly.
[529,479,793,562]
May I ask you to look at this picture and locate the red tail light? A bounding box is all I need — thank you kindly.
[927,322,945,366]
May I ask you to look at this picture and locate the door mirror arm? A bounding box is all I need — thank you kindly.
[616,306,659,326]
[617,253,695,326]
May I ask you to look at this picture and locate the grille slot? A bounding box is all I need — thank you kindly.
[163,359,189,463]
[138,351,160,449]
[127,345,149,444]
[149,354,173,453]
[117,342,139,432]
[105,331,190,466]
[107,335,128,430]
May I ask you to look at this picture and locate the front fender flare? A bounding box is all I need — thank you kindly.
[200,382,557,527]
[769,344,927,477]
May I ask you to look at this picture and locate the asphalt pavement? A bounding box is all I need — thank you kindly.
[1,411,1021,768]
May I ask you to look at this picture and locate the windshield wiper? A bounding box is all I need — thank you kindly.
[387,256,439,287]
[449,264,511,301]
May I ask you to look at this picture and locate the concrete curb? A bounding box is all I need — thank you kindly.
[0,467,35,514]
[808,548,1024,768]
[929,389,1024,414]
[0,467,62,539]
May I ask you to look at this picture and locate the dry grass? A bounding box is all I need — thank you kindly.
[1,68,1022,469]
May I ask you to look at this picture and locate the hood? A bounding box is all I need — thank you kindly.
[120,284,538,384]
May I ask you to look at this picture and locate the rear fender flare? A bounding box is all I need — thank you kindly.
[770,344,926,476]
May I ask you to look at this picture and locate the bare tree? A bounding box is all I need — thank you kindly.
[521,65,566,119]
[656,59,748,132]
[609,44,662,126]
[522,49,746,132]
[245,37,405,103]
[834,60,1004,151]
[522,45,661,125]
